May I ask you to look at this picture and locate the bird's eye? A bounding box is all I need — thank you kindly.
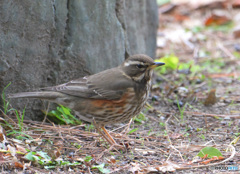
[136,64,144,69]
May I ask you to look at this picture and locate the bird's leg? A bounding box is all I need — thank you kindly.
[100,126,125,150]
[92,119,125,151]
[92,119,116,145]
[101,126,117,145]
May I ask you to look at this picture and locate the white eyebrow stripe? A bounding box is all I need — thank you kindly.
[124,61,145,66]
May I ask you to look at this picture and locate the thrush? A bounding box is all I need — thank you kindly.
[8,54,165,146]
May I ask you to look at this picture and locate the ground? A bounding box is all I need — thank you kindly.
[1,1,240,173]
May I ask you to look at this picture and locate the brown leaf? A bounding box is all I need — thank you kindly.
[0,126,7,142]
[204,89,217,106]
[169,133,183,139]
[54,149,61,159]
[107,156,116,164]
[205,14,231,26]
[155,161,180,172]
[16,145,27,154]
[14,161,23,169]
[174,13,189,22]
[129,162,141,173]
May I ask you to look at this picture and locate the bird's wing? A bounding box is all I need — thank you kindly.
[42,68,134,100]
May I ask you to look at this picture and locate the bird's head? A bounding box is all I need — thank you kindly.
[121,54,165,82]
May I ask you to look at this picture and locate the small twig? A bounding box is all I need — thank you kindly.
[193,46,199,60]
[121,118,133,135]
[204,140,215,146]
[96,144,121,161]
[185,111,240,119]
[87,166,92,174]
[169,145,184,162]
[41,101,50,125]
[0,109,18,126]
[217,42,236,61]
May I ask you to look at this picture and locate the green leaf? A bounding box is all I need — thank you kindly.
[134,117,143,123]
[155,54,179,73]
[2,82,12,114]
[205,22,234,32]
[38,151,51,161]
[44,165,57,169]
[44,105,82,125]
[84,155,93,162]
[159,122,165,127]
[25,151,38,161]
[60,105,72,115]
[92,163,110,174]
[128,128,138,135]
[191,26,204,33]
[197,146,223,158]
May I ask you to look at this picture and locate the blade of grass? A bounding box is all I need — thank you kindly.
[1,82,11,114]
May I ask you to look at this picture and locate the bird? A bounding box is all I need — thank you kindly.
[8,54,165,146]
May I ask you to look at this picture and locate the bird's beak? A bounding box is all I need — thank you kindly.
[150,62,165,69]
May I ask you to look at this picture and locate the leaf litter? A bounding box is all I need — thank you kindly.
[1,0,240,173]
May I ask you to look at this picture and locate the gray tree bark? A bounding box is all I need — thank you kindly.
[0,0,158,120]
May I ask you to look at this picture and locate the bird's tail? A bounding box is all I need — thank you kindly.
[7,91,64,100]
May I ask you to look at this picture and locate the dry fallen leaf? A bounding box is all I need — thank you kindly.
[16,145,28,154]
[205,13,231,26]
[0,125,7,142]
[204,89,217,106]
[129,162,142,173]
[155,161,180,172]
[14,161,23,169]
[107,156,116,164]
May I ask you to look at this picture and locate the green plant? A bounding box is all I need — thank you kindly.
[176,97,188,122]
[1,82,13,114]
[159,122,165,127]
[84,155,93,162]
[134,112,146,124]
[148,128,153,135]
[196,128,203,132]
[16,107,25,132]
[1,83,32,139]
[199,134,206,141]
[72,142,82,149]
[189,26,204,33]
[233,51,240,59]
[228,121,233,127]
[163,130,168,136]
[92,163,110,173]
[85,123,95,131]
[234,132,240,136]
[205,22,234,32]
[4,110,32,140]
[128,128,138,135]
[197,146,223,158]
[184,132,190,137]
[25,150,81,169]
[44,105,82,125]
[155,54,179,74]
